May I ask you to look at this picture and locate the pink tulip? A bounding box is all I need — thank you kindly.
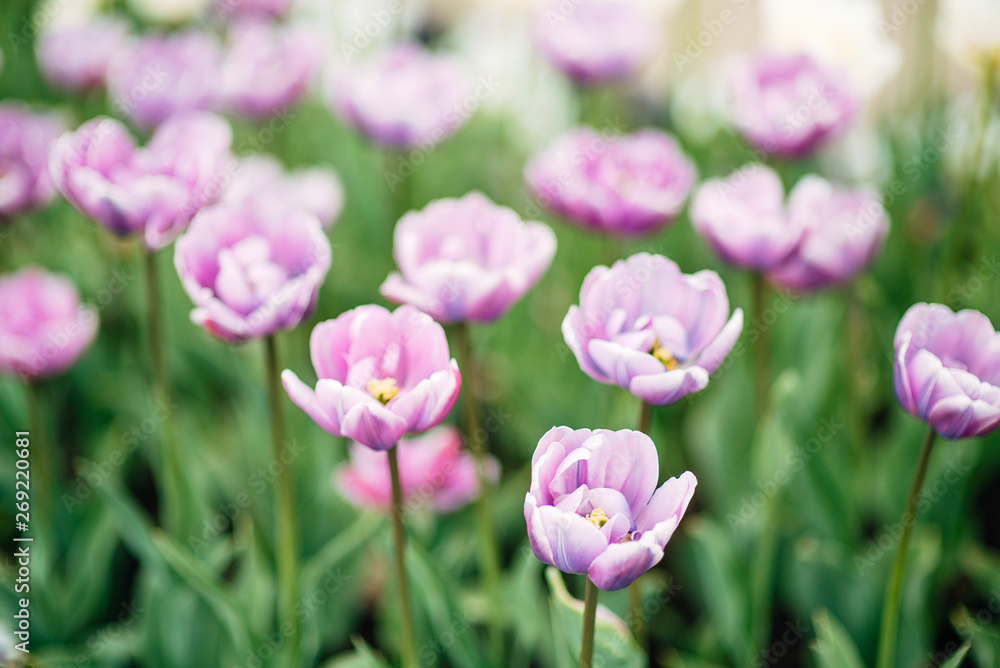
[525,127,696,236]
[380,192,557,324]
[0,102,65,220]
[174,201,331,342]
[525,427,696,590]
[36,16,129,92]
[0,267,98,379]
[282,304,462,451]
[563,253,743,405]
[214,0,292,18]
[335,426,498,513]
[49,112,232,250]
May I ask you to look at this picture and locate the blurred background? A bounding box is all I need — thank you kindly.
[1,0,999,666]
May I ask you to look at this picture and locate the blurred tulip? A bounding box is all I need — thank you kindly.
[174,201,331,343]
[282,304,461,451]
[380,192,556,324]
[729,53,855,158]
[768,176,889,292]
[535,0,659,85]
[330,43,471,150]
[128,0,211,24]
[524,427,696,590]
[525,127,696,236]
[216,19,321,118]
[49,112,233,250]
[221,154,344,229]
[894,303,1000,439]
[690,164,803,271]
[335,426,498,513]
[107,30,221,129]
[937,0,1000,72]
[36,16,129,92]
[563,253,742,405]
[0,103,65,220]
[0,267,98,379]
[214,0,293,18]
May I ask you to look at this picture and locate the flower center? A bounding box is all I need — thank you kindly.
[585,508,609,528]
[651,342,678,370]
[367,377,400,404]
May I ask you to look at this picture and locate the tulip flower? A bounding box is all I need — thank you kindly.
[535,0,660,85]
[106,30,221,129]
[894,303,1000,439]
[128,0,211,25]
[214,0,292,18]
[335,426,498,513]
[282,304,461,451]
[216,19,321,118]
[525,127,697,236]
[221,155,344,229]
[49,112,232,250]
[0,103,65,220]
[524,427,696,590]
[690,164,803,272]
[380,192,557,324]
[36,16,129,92]
[767,176,889,291]
[563,253,743,405]
[330,43,471,150]
[0,267,98,380]
[174,201,331,343]
[729,53,855,158]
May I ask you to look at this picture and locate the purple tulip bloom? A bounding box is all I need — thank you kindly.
[380,192,557,324]
[50,112,232,250]
[0,267,98,380]
[214,0,292,18]
[0,103,65,220]
[525,427,696,591]
[768,176,889,292]
[535,0,659,85]
[563,253,743,405]
[330,43,471,150]
[216,19,320,118]
[174,200,331,343]
[36,16,129,92]
[107,30,221,129]
[335,426,498,513]
[525,127,697,236]
[221,155,344,229]
[690,164,803,272]
[282,304,462,451]
[729,53,855,158]
[894,304,1000,439]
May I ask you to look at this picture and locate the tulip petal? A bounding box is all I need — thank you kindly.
[629,367,709,405]
[281,370,342,435]
[587,534,663,591]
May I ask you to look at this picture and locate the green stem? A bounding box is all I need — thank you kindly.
[580,577,599,668]
[876,427,938,668]
[26,382,53,524]
[265,335,300,666]
[388,445,417,668]
[455,323,505,661]
[143,248,187,535]
[749,492,780,652]
[751,273,770,422]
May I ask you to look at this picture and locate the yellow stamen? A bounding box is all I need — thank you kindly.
[651,345,678,370]
[585,508,609,528]
[368,377,400,405]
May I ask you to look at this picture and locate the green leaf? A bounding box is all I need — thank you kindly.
[545,568,643,668]
[940,642,972,668]
[811,608,865,668]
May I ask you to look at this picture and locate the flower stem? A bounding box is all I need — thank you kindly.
[580,577,599,668]
[143,248,188,535]
[876,427,938,668]
[455,323,505,660]
[388,445,417,668]
[750,272,770,422]
[26,382,56,560]
[264,335,300,666]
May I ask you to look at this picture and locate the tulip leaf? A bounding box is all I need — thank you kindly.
[545,567,644,668]
[811,608,865,668]
[940,642,972,668]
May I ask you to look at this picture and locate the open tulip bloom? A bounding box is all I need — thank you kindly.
[563,253,743,405]
[282,304,461,451]
[525,427,697,590]
[0,102,65,220]
[525,127,697,236]
[49,112,233,250]
[380,192,557,324]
